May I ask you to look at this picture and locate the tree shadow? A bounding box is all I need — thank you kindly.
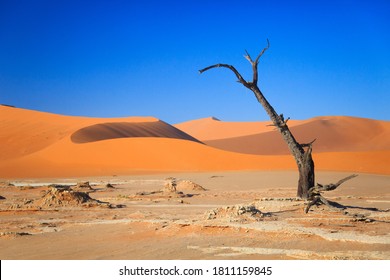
[327,200,383,212]
[309,199,390,224]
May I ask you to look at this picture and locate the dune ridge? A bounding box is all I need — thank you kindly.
[175,116,304,141]
[0,106,389,178]
[202,117,390,155]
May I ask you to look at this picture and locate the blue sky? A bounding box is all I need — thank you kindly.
[1,0,389,123]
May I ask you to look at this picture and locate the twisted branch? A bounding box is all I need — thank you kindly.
[305,174,358,213]
[199,63,250,88]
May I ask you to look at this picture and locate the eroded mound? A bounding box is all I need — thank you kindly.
[177,180,206,191]
[0,182,13,187]
[127,178,205,203]
[71,181,94,192]
[205,204,265,223]
[35,186,108,208]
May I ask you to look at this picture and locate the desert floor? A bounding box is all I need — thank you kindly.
[1,170,389,260]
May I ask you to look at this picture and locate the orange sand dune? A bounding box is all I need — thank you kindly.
[0,137,294,178]
[0,106,389,178]
[179,116,390,155]
[1,135,389,178]
[0,106,199,160]
[175,116,304,141]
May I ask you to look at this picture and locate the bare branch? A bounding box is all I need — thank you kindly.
[251,39,270,86]
[300,138,317,148]
[305,195,337,213]
[244,49,253,63]
[199,63,250,87]
[305,174,358,213]
[313,174,358,193]
[254,38,270,65]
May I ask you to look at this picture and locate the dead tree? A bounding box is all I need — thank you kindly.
[199,39,315,199]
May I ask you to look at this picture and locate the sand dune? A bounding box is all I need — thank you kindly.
[200,117,390,155]
[0,106,389,178]
[0,106,199,160]
[175,116,306,141]
[0,137,297,178]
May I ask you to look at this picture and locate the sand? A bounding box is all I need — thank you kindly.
[199,117,390,155]
[0,171,389,259]
[0,106,389,177]
[0,105,389,259]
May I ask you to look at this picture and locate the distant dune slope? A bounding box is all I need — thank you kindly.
[178,116,390,155]
[0,106,389,178]
[175,116,304,141]
[0,106,80,160]
[175,117,275,140]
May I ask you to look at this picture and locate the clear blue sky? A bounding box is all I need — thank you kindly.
[1,0,389,123]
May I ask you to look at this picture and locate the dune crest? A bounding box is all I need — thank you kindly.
[175,117,303,141]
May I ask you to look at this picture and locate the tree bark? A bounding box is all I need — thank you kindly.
[199,40,315,199]
[297,145,315,198]
[250,85,315,199]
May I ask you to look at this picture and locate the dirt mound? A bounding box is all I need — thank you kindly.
[0,182,13,187]
[71,181,94,192]
[176,180,206,191]
[35,186,108,208]
[205,204,264,223]
[129,178,196,202]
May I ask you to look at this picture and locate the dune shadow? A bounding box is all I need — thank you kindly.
[71,122,202,144]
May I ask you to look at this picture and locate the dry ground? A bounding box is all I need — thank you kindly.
[0,171,389,260]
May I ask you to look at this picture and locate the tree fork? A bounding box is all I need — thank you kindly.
[199,39,315,199]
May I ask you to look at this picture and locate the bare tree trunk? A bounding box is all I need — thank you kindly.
[297,145,315,198]
[199,40,315,199]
